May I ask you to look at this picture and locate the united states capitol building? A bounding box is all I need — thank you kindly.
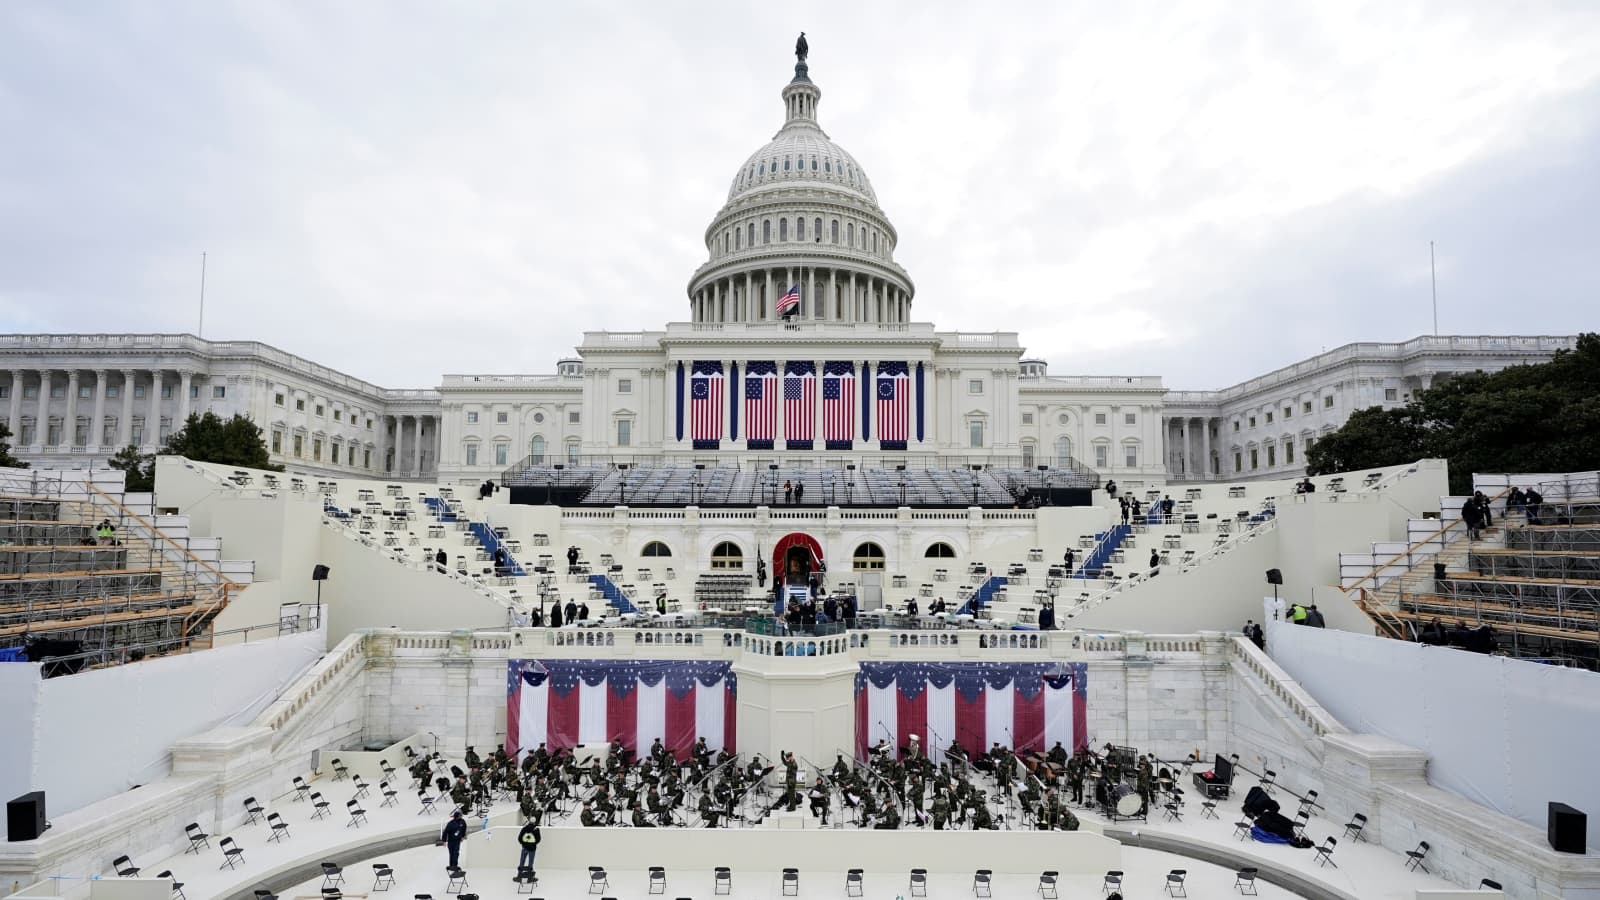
[0,50,1574,485]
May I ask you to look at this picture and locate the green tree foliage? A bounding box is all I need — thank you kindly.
[108,445,154,492]
[0,422,27,469]
[162,412,284,472]
[1308,333,1600,493]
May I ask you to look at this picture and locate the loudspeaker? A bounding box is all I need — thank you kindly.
[8,791,46,842]
[1549,802,1587,853]
[1433,562,1448,580]
[1265,568,1283,586]
[311,564,330,581]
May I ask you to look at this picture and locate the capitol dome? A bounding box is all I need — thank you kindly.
[686,43,914,326]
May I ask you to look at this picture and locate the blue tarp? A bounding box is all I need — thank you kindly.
[0,647,28,662]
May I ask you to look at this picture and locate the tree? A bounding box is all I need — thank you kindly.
[162,412,283,472]
[1307,333,1600,493]
[0,421,26,469]
[108,445,154,492]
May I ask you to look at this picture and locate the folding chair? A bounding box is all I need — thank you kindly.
[714,866,732,895]
[292,776,312,802]
[372,863,395,891]
[346,799,368,828]
[380,782,399,808]
[331,759,350,781]
[218,838,245,871]
[380,760,398,780]
[587,866,608,894]
[1259,769,1277,793]
[1235,867,1259,895]
[845,868,864,897]
[1037,870,1058,899]
[1102,870,1123,895]
[320,889,342,900]
[446,868,468,893]
[1165,869,1188,897]
[782,868,799,896]
[1405,841,1430,873]
[1292,811,1310,838]
[1163,800,1183,822]
[1313,837,1338,868]
[322,863,345,889]
[514,867,537,894]
[243,797,266,825]
[647,866,666,895]
[352,777,371,800]
[310,792,332,820]
[418,790,438,815]
[267,812,290,843]
[1342,813,1368,842]
[1480,879,1503,891]
[973,868,993,897]
[157,871,185,900]
[1201,800,1218,819]
[909,868,928,897]
[1298,789,1320,818]
[114,856,141,877]
[1234,816,1255,840]
[183,824,210,854]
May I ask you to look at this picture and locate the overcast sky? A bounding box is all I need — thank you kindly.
[2,1,1597,391]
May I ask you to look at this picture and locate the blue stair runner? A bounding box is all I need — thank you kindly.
[588,574,640,615]
[960,575,1008,615]
[422,496,525,576]
[1074,525,1130,579]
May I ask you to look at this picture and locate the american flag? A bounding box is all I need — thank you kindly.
[691,365,724,445]
[823,362,855,446]
[777,284,801,316]
[877,362,911,445]
[745,362,778,446]
[784,362,815,446]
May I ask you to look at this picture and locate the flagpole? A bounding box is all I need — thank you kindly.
[1430,241,1438,336]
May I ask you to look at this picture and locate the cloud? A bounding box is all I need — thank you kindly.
[1,0,1596,391]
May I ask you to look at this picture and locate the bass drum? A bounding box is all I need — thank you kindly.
[1112,784,1143,817]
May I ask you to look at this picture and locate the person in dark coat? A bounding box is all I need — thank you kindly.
[439,810,468,869]
[548,603,563,628]
[565,599,578,623]
[435,548,449,572]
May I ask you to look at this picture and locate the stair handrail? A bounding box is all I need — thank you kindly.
[1340,485,1514,596]
[84,482,236,587]
[1065,517,1279,619]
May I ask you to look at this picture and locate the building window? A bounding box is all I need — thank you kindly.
[567,441,581,465]
[925,542,957,558]
[274,393,285,406]
[19,420,35,445]
[847,222,854,246]
[45,420,60,446]
[159,385,171,400]
[51,384,66,400]
[969,421,984,448]
[1283,406,1292,419]
[466,411,479,424]
[315,404,324,417]
[1095,413,1107,426]
[1021,443,1035,468]
[312,438,322,461]
[129,419,142,445]
[1250,448,1259,470]
[641,541,672,557]
[295,398,305,412]
[332,409,341,422]
[1054,436,1073,466]
[1235,451,1243,472]
[0,385,7,400]
[1232,420,1240,432]
[271,431,282,454]
[852,542,886,571]
[618,379,633,394]
[102,420,116,445]
[78,385,92,400]
[748,223,755,246]
[1303,401,1312,414]
[1124,412,1136,426]
[616,419,632,447]
[569,411,581,424]
[1385,388,1398,401]
[709,541,743,570]
[831,220,839,243]
[159,418,171,442]
[366,418,373,429]
[106,385,118,399]
[363,449,371,469]
[1021,412,1034,425]
[465,444,478,466]
[1324,395,1334,409]
[529,435,546,463]
[293,434,303,457]
[495,443,508,466]
[1247,416,1256,428]
[813,217,822,240]
[1267,444,1277,466]
[779,218,788,241]
[1285,440,1295,464]
[1125,443,1139,468]
[796,218,805,241]
[1095,444,1109,468]
[763,220,771,243]
[968,380,983,394]
[496,411,509,424]
[188,384,199,400]
[1265,412,1273,424]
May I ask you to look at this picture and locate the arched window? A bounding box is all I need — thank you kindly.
[723,232,730,254]
[758,162,766,175]
[813,217,822,241]
[710,541,744,570]
[779,218,788,241]
[783,157,791,172]
[641,541,672,557]
[924,542,957,558]
[529,435,546,464]
[852,542,886,571]
[796,217,805,241]
[763,220,771,244]
[735,228,742,250]
[810,156,818,171]
[831,220,839,243]
[847,222,854,247]
[871,231,878,253]
[1054,435,1073,467]
[748,223,755,246]
[824,159,832,174]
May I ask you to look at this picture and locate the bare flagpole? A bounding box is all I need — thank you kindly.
[198,248,208,336]
[1430,241,1438,336]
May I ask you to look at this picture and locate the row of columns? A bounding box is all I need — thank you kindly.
[378,414,437,477]
[1164,415,1217,480]
[692,267,910,324]
[5,368,194,453]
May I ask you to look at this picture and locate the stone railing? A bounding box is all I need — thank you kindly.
[254,631,367,733]
[1227,635,1346,738]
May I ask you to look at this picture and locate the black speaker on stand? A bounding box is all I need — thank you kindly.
[1549,802,1587,853]
[8,791,47,842]
[311,564,331,623]
[1265,568,1283,603]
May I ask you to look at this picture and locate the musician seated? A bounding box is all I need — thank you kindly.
[808,783,830,824]
[629,802,655,827]
[874,800,901,829]
[870,739,890,758]
[1047,741,1069,766]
